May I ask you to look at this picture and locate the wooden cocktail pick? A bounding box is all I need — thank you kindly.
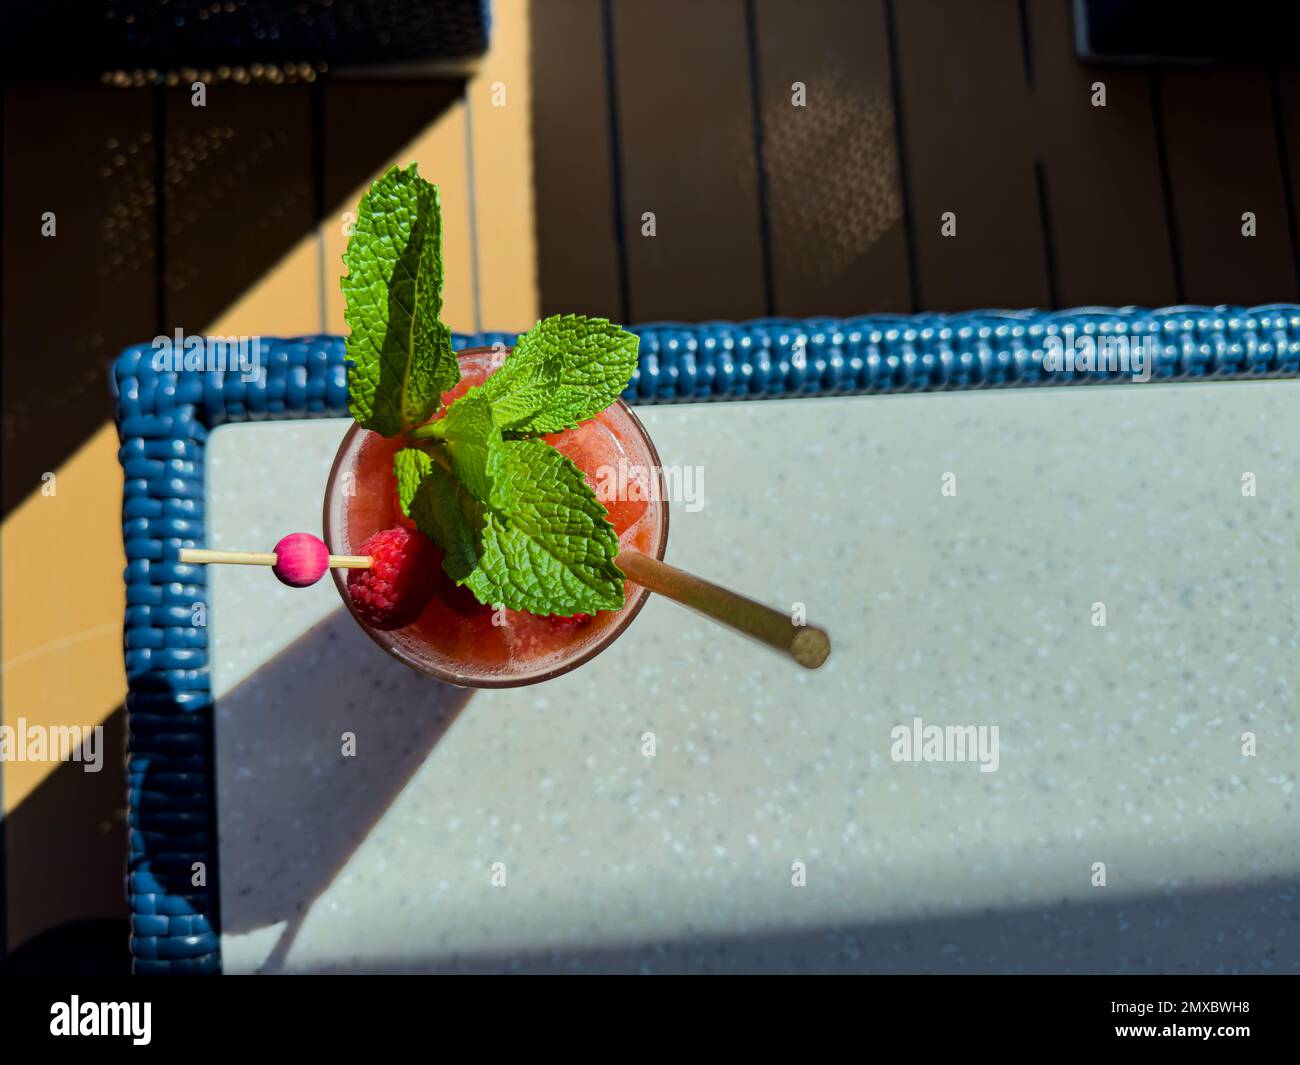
[179,533,370,588]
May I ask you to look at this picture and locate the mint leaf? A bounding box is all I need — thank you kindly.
[397,439,625,615]
[393,446,431,514]
[344,164,459,436]
[394,447,480,582]
[425,390,510,511]
[462,439,624,614]
[481,314,639,435]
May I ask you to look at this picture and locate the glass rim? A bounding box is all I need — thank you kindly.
[322,346,670,689]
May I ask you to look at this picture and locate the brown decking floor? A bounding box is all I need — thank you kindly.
[532,0,1300,322]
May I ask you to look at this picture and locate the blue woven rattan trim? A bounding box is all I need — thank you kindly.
[112,306,1300,973]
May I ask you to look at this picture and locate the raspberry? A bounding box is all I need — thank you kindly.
[347,527,440,630]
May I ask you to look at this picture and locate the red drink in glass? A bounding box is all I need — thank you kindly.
[324,348,669,687]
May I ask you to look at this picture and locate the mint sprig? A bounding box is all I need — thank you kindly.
[343,163,459,436]
[396,439,625,614]
[400,315,639,614]
[423,390,510,512]
[395,447,482,582]
[470,440,624,613]
[344,167,641,616]
[481,314,640,435]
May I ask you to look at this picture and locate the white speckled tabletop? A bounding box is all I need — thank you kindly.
[209,382,1300,974]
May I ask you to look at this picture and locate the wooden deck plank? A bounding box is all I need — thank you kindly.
[321,82,477,334]
[1,84,157,513]
[610,0,767,322]
[1157,68,1297,305]
[1029,0,1177,307]
[467,0,540,333]
[893,0,1049,310]
[753,0,911,315]
[319,80,464,221]
[529,0,624,321]
[162,84,319,335]
[1269,68,1300,299]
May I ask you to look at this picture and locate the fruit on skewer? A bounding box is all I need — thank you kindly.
[180,529,438,630]
[179,532,368,588]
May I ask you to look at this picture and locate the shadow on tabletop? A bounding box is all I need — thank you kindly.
[213,611,1297,976]
[0,609,472,975]
[212,608,473,970]
[4,656,1297,975]
[286,874,1300,975]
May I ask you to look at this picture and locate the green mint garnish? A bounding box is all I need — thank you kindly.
[394,440,624,615]
[343,163,459,437]
[395,447,482,582]
[481,314,640,435]
[423,389,510,511]
[343,166,641,615]
[399,315,639,614]
[466,439,624,614]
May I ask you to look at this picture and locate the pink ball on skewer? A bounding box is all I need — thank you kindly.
[272,533,331,587]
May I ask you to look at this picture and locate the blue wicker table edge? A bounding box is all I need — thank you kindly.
[110,306,1300,973]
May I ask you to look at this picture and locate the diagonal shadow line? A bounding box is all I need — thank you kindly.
[2,78,465,518]
[212,607,473,945]
[0,607,473,968]
[5,686,1298,975]
[292,874,1300,975]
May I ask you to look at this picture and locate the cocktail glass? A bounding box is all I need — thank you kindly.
[323,347,669,687]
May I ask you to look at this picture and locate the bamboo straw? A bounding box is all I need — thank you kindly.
[618,551,830,669]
